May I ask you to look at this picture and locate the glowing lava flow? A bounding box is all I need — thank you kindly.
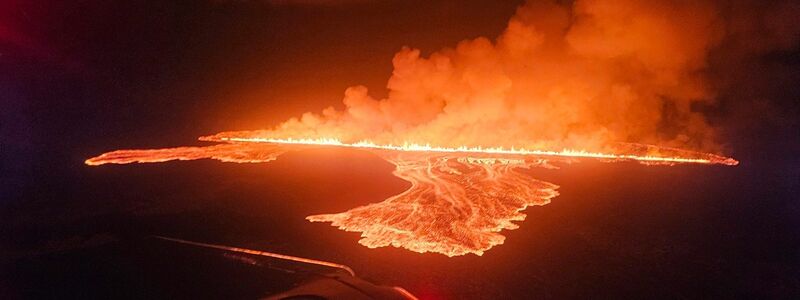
[85,143,286,166]
[307,152,560,256]
[204,137,739,166]
[86,137,738,256]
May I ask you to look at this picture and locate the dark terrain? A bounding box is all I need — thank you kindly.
[2,0,799,298]
[2,147,798,299]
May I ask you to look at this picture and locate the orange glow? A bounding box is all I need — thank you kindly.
[84,143,285,166]
[85,136,737,256]
[307,151,560,257]
[82,0,748,257]
[208,137,739,166]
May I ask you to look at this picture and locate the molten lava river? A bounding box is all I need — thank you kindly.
[87,137,737,257]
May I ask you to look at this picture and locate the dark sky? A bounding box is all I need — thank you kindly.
[3,0,796,193]
[1,1,799,298]
[1,0,524,199]
[1,0,522,142]
[2,0,798,162]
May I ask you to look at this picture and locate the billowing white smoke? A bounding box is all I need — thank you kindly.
[210,0,799,153]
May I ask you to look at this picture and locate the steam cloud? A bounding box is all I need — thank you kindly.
[85,0,788,256]
[207,0,800,153]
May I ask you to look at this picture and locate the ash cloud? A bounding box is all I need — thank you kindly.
[218,0,800,153]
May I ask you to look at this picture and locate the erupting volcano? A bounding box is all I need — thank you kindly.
[86,0,747,256]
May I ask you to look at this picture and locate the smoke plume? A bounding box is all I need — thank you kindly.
[206,0,799,153]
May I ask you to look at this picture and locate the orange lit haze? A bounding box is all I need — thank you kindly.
[87,0,741,256]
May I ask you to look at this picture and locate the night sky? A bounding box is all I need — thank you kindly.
[2,0,799,299]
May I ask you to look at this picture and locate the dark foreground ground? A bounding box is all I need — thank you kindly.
[2,146,798,299]
[1,1,798,298]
